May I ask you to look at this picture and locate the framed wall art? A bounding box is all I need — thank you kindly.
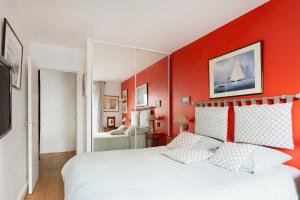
[209,41,262,99]
[103,95,119,112]
[2,18,23,89]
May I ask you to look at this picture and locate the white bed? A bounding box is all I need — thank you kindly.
[62,146,300,200]
[93,132,146,151]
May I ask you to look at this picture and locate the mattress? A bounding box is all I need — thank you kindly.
[62,146,300,200]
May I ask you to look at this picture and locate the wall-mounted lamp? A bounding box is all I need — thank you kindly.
[173,114,188,133]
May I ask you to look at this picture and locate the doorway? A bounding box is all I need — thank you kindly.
[39,69,77,154]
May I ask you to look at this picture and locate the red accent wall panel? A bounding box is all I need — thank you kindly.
[122,57,169,144]
[170,0,300,168]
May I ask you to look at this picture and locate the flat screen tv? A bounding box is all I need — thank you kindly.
[0,55,12,139]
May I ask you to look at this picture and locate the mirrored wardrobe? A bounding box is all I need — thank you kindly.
[91,42,169,152]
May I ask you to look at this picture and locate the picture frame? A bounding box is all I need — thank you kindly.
[155,100,161,108]
[107,116,116,128]
[182,96,190,105]
[2,18,23,90]
[209,41,263,99]
[136,83,148,107]
[122,102,128,114]
[122,89,128,101]
[103,95,119,112]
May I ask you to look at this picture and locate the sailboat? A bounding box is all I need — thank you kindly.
[230,60,245,82]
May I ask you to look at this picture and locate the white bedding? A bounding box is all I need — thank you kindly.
[62,146,300,200]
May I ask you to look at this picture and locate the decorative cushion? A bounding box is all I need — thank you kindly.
[139,110,151,128]
[209,142,256,172]
[195,106,229,141]
[240,145,292,174]
[167,132,202,149]
[117,125,128,132]
[234,103,294,149]
[109,130,124,135]
[193,136,223,151]
[162,148,213,164]
[124,126,135,135]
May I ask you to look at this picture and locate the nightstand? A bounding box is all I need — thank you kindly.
[102,127,117,132]
[147,132,163,147]
[167,135,177,144]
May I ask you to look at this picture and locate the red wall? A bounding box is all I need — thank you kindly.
[122,57,169,144]
[170,0,300,168]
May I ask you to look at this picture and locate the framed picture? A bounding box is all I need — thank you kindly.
[182,96,190,105]
[122,89,128,101]
[107,117,116,128]
[103,95,119,112]
[155,100,161,108]
[209,41,262,99]
[2,18,23,90]
[136,83,148,107]
[122,102,128,114]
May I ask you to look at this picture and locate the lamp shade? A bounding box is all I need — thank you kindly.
[148,114,156,121]
[173,114,188,124]
[121,117,127,122]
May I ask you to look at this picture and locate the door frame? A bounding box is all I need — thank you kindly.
[38,67,81,154]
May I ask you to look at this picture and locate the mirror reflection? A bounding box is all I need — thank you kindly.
[92,43,169,152]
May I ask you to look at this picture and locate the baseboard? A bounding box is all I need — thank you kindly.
[16,182,28,200]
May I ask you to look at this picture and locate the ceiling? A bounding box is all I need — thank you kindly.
[13,0,268,53]
[92,43,167,81]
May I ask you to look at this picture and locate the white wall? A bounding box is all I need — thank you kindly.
[103,81,122,127]
[40,70,76,153]
[0,0,29,199]
[31,43,81,71]
[31,43,85,154]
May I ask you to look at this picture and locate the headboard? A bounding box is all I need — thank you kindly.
[131,106,154,127]
[193,93,300,169]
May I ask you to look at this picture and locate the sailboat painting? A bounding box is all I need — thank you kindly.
[209,42,262,98]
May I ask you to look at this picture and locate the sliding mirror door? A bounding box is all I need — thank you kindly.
[135,50,170,147]
[92,43,137,151]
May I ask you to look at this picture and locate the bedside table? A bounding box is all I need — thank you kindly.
[167,135,177,144]
[147,132,163,147]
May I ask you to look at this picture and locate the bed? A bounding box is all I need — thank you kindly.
[93,132,147,151]
[93,109,152,151]
[62,146,300,200]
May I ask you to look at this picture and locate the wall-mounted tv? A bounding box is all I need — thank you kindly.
[0,55,12,139]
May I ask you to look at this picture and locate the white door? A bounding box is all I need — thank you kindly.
[28,56,39,194]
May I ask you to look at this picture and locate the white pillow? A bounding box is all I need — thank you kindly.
[124,126,135,135]
[193,136,223,151]
[130,111,139,126]
[167,132,202,149]
[139,110,150,128]
[234,103,294,149]
[117,125,128,132]
[240,145,292,174]
[162,148,213,164]
[195,106,229,141]
[209,142,256,172]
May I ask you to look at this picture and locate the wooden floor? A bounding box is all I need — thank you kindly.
[24,151,75,200]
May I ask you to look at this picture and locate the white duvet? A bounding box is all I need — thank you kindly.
[62,146,300,200]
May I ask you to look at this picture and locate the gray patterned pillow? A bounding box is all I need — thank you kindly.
[234,103,294,149]
[162,147,213,164]
[209,142,256,172]
[195,107,229,141]
[167,132,202,149]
